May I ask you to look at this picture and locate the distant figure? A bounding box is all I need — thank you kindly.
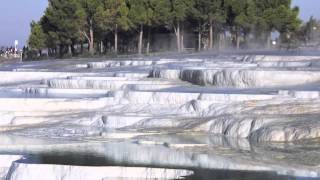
[22,46,27,60]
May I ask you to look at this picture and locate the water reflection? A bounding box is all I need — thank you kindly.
[0,134,319,179]
[15,154,319,180]
[187,169,318,180]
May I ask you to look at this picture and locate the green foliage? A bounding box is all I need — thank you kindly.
[225,0,256,31]
[151,0,170,25]
[30,0,303,56]
[77,0,108,54]
[165,0,194,26]
[41,0,83,46]
[28,21,46,50]
[255,0,300,33]
[192,0,226,24]
[78,0,104,32]
[301,17,320,42]
[102,0,131,31]
[127,0,159,27]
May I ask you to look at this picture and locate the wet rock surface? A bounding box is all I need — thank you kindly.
[0,54,319,179]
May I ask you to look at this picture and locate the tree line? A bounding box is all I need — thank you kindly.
[28,0,301,58]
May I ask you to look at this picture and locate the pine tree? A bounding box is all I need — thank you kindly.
[32,0,302,56]
[192,0,226,50]
[41,0,83,56]
[102,0,131,54]
[165,0,194,52]
[128,0,154,55]
[255,0,301,48]
[28,21,46,56]
[78,0,105,55]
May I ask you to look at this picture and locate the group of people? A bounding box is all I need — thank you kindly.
[0,46,21,59]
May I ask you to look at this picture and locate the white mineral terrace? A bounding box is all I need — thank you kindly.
[0,54,319,179]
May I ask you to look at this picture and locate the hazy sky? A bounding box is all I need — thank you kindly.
[0,0,48,47]
[0,0,319,47]
[293,0,320,20]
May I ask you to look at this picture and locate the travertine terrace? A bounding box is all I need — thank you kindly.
[0,53,320,179]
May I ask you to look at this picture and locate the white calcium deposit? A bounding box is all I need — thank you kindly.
[0,54,319,179]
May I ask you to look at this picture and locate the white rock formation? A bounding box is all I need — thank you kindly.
[0,155,22,179]
[0,54,319,179]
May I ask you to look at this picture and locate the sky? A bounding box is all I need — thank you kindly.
[0,0,48,47]
[293,0,320,20]
[0,0,319,47]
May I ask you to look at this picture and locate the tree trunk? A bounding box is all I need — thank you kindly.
[224,32,227,49]
[59,44,63,57]
[175,22,181,52]
[100,41,104,54]
[236,30,240,50]
[138,24,143,55]
[181,25,184,52]
[80,43,84,54]
[267,32,271,49]
[209,21,214,50]
[115,24,118,54]
[54,48,57,56]
[146,27,151,55]
[89,25,94,55]
[244,32,248,49]
[219,33,224,50]
[181,35,184,52]
[71,43,75,56]
[198,23,201,51]
[48,48,51,57]
[68,45,72,56]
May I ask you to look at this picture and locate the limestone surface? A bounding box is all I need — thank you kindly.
[0,54,319,179]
